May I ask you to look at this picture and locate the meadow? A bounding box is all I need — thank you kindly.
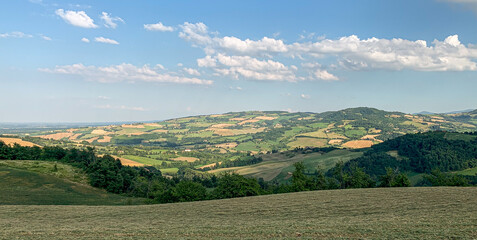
[1,187,476,239]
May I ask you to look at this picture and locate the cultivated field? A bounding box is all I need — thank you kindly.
[0,137,39,147]
[1,187,476,239]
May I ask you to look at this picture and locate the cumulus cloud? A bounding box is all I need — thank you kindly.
[180,22,477,75]
[183,68,201,76]
[94,37,119,45]
[81,37,90,43]
[39,63,213,85]
[55,9,98,28]
[144,22,174,32]
[206,54,297,81]
[0,32,33,38]
[100,12,124,29]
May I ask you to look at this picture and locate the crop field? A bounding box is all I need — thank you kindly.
[1,187,476,239]
[0,137,40,147]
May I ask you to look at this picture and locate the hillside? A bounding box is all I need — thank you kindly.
[4,107,476,175]
[1,187,476,239]
[29,107,477,152]
[0,161,143,205]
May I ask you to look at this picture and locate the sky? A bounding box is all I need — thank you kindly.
[1,0,477,122]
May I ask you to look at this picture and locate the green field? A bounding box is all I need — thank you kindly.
[209,149,361,181]
[121,155,164,165]
[273,149,363,183]
[0,166,143,205]
[455,167,477,176]
[1,187,476,239]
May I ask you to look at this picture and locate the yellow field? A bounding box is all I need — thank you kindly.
[111,155,144,167]
[171,157,200,162]
[0,138,40,147]
[342,140,373,149]
[38,132,74,140]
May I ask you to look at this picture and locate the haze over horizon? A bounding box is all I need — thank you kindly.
[2,0,477,122]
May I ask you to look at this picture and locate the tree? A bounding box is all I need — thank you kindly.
[212,173,261,199]
[172,181,207,202]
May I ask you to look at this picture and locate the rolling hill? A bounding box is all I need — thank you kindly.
[10,107,474,175]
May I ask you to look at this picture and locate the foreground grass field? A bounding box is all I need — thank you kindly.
[1,187,476,239]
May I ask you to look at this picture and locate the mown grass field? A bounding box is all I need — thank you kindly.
[1,187,476,239]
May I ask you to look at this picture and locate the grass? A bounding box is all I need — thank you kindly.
[454,167,477,176]
[273,149,363,183]
[121,155,163,166]
[0,166,143,205]
[209,150,360,182]
[159,167,179,174]
[1,187,476,239]
[0,160,89,184]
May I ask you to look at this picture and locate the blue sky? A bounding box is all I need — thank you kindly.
[1,0,477,122]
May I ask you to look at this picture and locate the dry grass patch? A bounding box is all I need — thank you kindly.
[209,123,235,129]
[230,117,246,121]
[121,124,145,128]
[197,162,221,170]
[238,119,260,125]
[255,116,277,120]
[213,128,265,136]
[342,140,373,149]
[111,156,144,167]
[38,132,74,140]
[328,139,343,145]
[91,129,112,135]
[144,123,163,127]
[171,157,200,162]
[0,138,40,147]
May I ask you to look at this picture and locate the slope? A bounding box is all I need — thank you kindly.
[1,187,476,239]
[0,161,143,205]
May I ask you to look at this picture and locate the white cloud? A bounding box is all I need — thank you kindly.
[40,35,52,41]
[81,37,90,43]
[180,22,477,73]
[39,63,213,85]
[209,54,297,81]
[300,94,310,99]
[0,32,33,38]
[94,37,119,45]
[97,96,110,100]
[55,9,98,28]
[229,86,243,91]
[100,12,124,29]
[144,22,174,32]
[95,104,146,111]
[183,68,201,76]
